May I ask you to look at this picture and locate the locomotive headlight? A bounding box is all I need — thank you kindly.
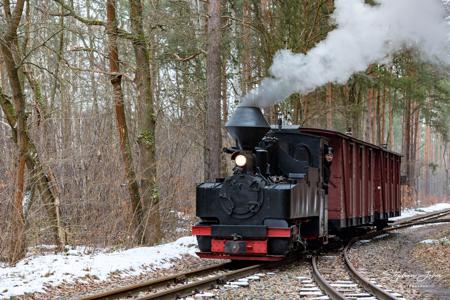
[235,154,247,167]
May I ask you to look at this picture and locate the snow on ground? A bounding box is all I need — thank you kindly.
[1,202,449,299]
[0,236,199,299]
[390,202,450,221]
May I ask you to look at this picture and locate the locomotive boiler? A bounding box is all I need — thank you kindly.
[192,106,401,261]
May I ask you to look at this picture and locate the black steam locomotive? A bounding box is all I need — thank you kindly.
[192,106,401,261]
[192,106,328,261]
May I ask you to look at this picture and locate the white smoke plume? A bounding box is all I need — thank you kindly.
[242,0,450,108]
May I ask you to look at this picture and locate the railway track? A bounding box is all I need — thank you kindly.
[389,208,450,230]
[83,208,450,300]
[81,262,263,300]
[310,208,450,300]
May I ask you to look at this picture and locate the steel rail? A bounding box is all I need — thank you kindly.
[310,256,346,300]
[392,209,450,227]
[83,209,450,300]
[313,209,450,300]
[81,262,228,300]
[136,264,262,300]
[343,239,399,300]
[340,210,450,300]
[387,218,450,232]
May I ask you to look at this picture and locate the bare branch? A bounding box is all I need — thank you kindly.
[172,51,203,62]
[18,28,65,67]
[51,0,134,40]
[51,0,105,26]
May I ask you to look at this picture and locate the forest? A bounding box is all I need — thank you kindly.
[0,0,449,264]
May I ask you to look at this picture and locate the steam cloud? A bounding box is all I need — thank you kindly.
[242,0,450,108]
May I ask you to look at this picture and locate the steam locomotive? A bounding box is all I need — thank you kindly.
[192,106,401,261]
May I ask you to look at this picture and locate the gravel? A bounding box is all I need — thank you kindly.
[16,223,450,299]
[206,259,315,299]
[349,222,450,300]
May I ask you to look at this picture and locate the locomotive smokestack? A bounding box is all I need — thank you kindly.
[225,106,270,150]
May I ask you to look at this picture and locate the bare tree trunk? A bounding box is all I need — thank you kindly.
[23,65,66,248]
[241,0,251,95]
[1,84,67,249]
[326,83,332,128]
[221,47,228,177]
[372,88,378,144]
[404,97,411,179]
[388,89,394,148]
[401,94,413,206]
[204,0,222,181]
[106,0,145,244]
[86,0,99,114]
[222,59,228,124]
[365,88,373,142]
[303,94,309,126]
[375,87,381,145]
[20,4,67,248]
[424,124,431,199]
[380,86,386,144]
[128,0,161,244]
[411,102,420,195]
[291,94,301,124]
[255,0,276,124]
[10,154,26,264]
[0,0,27,263]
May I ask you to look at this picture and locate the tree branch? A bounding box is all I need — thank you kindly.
[172,51,204,62]
[51,0,104,26]
[51,0,134,40]
[18,28,65,68]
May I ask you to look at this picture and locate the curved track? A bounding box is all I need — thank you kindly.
[311,209,450,300]
[83,209,450,300]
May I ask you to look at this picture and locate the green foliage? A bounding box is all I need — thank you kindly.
[151,186,160,203]
[137,129,154,147]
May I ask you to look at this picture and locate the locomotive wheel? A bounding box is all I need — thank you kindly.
[268,238,289,255]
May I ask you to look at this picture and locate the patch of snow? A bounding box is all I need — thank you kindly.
[194,292,215,298]
[0,236,199,299]
[420,237,450,245]
[227,280,249,287]
[223,283,240,289]
[390,203,450,221]
[169,210,190,221]
[420,239,438,244]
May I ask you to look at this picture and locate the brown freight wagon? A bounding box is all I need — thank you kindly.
[300,128,401,232]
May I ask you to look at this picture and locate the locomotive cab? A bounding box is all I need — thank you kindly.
[193,107,329,261]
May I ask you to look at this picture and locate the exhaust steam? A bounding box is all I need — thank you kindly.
[242,0,450,108]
